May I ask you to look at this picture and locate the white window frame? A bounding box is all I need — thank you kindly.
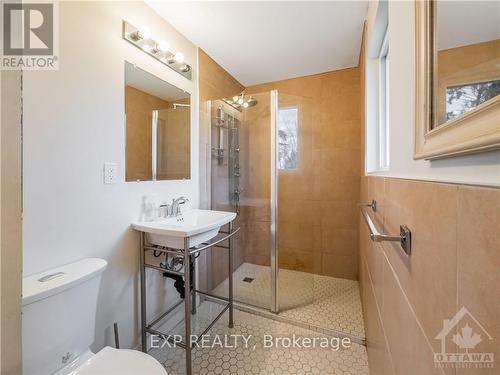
[365,13,390,174]
[378,29,389,170]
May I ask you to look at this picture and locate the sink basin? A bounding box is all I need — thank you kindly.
[132,209,237,249]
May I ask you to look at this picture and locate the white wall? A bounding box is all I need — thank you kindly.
[365,1,500,187]
[23,1,199,350]
[1,70,23,374]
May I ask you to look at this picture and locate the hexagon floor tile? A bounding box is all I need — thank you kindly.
[149,306,369,375]
[212,263,365,338]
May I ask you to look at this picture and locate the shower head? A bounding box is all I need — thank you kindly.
[223,93,258,110]
[245,96,258,107]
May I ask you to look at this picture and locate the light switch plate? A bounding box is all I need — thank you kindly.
[104,162,118,184]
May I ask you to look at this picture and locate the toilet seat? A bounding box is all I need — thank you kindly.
[72,346,166,374]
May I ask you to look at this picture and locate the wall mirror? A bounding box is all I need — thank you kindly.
[125,61,191,181]
[414,0,500,160]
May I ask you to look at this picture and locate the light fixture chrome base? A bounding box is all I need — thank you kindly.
[122,20,192,80]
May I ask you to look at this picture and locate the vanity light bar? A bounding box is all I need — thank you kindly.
[122,21,192,80]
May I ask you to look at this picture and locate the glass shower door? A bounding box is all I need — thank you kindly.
[276,92,315,313]
[209,92,275,311]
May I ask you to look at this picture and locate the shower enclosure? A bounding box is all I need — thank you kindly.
[207,90,365,341]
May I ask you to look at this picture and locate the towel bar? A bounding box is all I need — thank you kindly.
[358,200,377,212]
[360,202,412,255]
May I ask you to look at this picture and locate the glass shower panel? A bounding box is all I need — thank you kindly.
[209,92,273,310]
[156,107,190,180]
[277,92,315,312]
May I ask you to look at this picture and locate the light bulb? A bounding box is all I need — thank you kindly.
[232,96,239,102]
[174,52,185,63]
[138,26,151,40]
[243,102,249,108]
[157,40,169,52]
[142,44,152,52]
[238,98,244,105]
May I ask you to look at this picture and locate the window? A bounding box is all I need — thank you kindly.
[365,1,389,173]
[378,29,389,170]
[278,107,298,169]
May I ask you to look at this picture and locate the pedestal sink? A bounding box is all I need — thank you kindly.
[132,209,237,249]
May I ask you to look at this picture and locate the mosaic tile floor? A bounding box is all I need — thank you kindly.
[149,305,369,375]
[212,263,365,338]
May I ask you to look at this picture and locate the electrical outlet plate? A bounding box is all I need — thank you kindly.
[104,162,118,184]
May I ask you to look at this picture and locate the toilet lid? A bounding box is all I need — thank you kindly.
[74,347,167,375]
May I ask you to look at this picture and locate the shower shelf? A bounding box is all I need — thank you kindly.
[212,123,229,129]
[211,121,237,130]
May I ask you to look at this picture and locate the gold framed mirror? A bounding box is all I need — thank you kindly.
[414,0,500,160]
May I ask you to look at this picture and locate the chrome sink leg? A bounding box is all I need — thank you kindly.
[228,222,234,329]
[183,237,192,375]
[140,232,147,353]
[191,257,196,315]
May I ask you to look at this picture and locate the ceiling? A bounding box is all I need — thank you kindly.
[125,62,189,102]
[437,1,500,50]
[147,1,368,86]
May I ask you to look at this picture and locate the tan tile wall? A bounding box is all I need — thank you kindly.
[198,48,244,209]
[198,49,245,289]
[359,23,500,374]
[238,93,273,267]
[125,85,169,181]
[359,176,500,375]
[247,68,362,279]
[156,105,190,180]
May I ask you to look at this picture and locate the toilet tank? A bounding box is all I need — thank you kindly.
[22,258,107,375]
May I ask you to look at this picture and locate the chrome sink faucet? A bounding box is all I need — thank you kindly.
[158,196,189,218]
[171,196,189,217]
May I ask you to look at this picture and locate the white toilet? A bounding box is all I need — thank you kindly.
[22,258,166,375]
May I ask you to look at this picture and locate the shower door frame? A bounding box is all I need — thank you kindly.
[208,91,280,314]
[270,90,279,313]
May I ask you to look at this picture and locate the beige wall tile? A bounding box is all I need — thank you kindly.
[322,228,358,256]
[321,200,359,229]
[322,253,357,280]
[318,174,360,202]
[198,49,246,287]
[456,186,500,375]
[279,247,322,274]
[360,176,499,374]
[381,254,445,375]
[278,221,320,251]
[382,179,459,355]
[245,68,361,277]
[360,259,394,375]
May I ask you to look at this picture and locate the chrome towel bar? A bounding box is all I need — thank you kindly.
[360,202,412,256]
[359,200,377,212]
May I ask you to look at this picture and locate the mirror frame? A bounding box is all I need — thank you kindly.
[414,0,500,160]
